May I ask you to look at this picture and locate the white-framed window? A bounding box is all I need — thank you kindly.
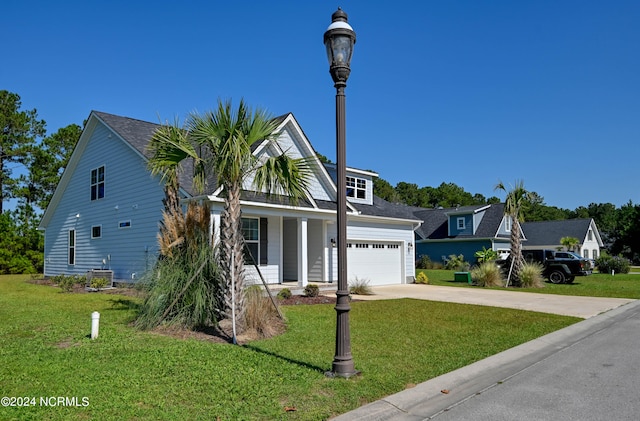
[346,176,366,199]
[584,249,589,258]
[91,225,102,239]
[505,216,512,232]
[241,217,259,263]
[593,249,598,259]
[68,229,76,265]
[118,220,131,229]
[90,166,105,201]
[457,217,466,230]
[588,229,593,241]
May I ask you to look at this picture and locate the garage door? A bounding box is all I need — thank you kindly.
[347,241,402,286]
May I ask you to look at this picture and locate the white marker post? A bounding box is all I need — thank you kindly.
[91,311,100,339]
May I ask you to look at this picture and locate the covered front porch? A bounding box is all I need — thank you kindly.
[211,208,339,287]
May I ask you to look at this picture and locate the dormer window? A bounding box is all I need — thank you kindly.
[346,176,366,199]
[457,217,466,230]
[505,216,512,232]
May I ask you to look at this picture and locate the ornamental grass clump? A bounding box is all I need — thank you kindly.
[349,277,373,295]
[519,262,545,288]
[136,203,224,330]
[244,286,283,338]
[470,262,503,287]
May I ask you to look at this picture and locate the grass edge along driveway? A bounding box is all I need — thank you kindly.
[1,275,579,420]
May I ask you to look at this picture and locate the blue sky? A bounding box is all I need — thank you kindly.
[4,0,639,210]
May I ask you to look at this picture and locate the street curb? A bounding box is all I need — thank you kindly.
[333,299,640,420]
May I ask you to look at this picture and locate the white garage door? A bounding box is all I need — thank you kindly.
[347,241,402,286]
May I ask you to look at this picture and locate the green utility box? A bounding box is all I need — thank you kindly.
[454,271,472,284]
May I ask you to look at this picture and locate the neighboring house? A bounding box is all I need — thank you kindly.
[39,111,421,286]
[521,219,603,259]
[413,203,513,264]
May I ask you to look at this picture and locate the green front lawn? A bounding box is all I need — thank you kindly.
[0,274,579,420]
[421,269,640,299]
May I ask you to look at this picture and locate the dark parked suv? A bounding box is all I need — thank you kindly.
[522,249,592,284]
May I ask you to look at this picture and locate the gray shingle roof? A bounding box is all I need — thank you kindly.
[93,111,159,159]
[413,203,507,240]
[521,219,593,246]
[92,111,421,222]
[352,196,424,220]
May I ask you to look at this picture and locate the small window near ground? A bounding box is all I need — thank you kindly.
[118,220,131,229]
[91,225,102,239]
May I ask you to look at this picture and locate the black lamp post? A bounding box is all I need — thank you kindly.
[324,7,358,378]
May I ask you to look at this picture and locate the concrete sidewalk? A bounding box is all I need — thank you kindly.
[356,284,634,319]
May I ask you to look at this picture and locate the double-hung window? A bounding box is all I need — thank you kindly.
[91,166,105,201]
[242,218,259,264]
[241,217,268,265]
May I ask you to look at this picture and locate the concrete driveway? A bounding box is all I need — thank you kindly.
[356,284,634,319]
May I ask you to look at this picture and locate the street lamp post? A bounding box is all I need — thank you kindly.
[324,8,358,378]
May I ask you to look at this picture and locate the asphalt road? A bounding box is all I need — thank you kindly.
[431,300,640,421]
[335,292,639,420]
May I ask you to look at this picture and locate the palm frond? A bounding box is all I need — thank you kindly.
[253,154,313,205]
[146,120,198,185]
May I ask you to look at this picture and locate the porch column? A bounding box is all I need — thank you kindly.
[297,217,308,287]
[210,210,221,247]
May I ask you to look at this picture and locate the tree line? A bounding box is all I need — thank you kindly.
[1,89,638,274]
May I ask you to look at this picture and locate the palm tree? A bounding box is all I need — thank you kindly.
[146,119,202,256]
[495,180,529,285]
[187,99,310,329]
[561,236,580,252]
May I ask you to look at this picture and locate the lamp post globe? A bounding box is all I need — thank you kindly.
[324,8,358,378]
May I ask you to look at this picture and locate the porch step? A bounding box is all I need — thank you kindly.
[264,282,337,297]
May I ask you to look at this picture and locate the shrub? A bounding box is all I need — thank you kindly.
[470,262,503,287]
[303,284,320,297]
[54,274,86,292]
[349,277,373,295]
[445,254,470,272]
[416,255,433,269]
[474,247,498,263]
[276,288,292,300]
[90,277,109,290]
[595,255,631,274]
[519,262,545,288]
[415,272,429,284]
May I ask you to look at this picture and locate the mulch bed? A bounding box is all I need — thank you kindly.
[28,279,348,344]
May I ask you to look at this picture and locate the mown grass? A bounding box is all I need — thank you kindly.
[421,269,640,298]
[1,274,579,420]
